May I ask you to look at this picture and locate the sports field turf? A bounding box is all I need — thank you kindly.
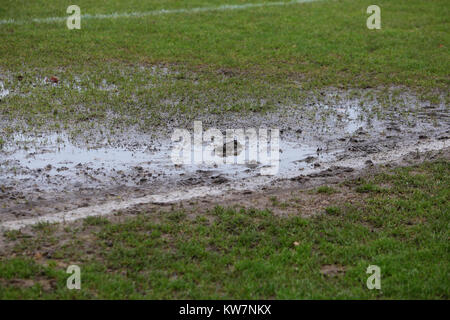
[0,0,449,299]
[0,0,448,134]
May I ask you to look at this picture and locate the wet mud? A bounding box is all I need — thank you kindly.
[0,92,448,229]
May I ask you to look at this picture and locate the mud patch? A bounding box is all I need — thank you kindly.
[0,93,449,229]
[320,265,346,277]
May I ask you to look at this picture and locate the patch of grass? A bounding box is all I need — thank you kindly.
[356,183,382,193]
[31,221,56,233]
[324,206,341,215]
[269,195,279,206]
[3,230,22,241]
[0,258,45,279]
[83,216,110,227]
[316,185,338,194]
[0,160,448,299]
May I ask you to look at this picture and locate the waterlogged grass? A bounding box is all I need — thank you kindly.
[0,160,448,299]
[0,65,307,133]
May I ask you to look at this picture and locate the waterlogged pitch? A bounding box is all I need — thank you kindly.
[0,0,448,300]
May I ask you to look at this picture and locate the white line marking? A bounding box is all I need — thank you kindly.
[0,0,320,25]
[0,186,225,231]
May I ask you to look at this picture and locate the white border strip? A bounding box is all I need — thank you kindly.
[0,0,319,25]
[1,186,225,231]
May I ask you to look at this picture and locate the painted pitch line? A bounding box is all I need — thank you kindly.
[0,0,320,25]
[0,186,225,231]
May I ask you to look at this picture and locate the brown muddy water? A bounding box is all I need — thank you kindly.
[0,97,448,230]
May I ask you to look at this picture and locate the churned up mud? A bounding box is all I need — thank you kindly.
[0,91,448,231]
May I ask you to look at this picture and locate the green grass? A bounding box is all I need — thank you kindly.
[1,0,448,89]
[316,185,338,194]
[324,206,341,215]
[1,160,448,299]
[356,183,383,193]
[83,216,111,227]
[0,0,448,136]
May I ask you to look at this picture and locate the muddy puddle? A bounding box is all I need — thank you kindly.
[0,131,331,192]
[0,98,448,229]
